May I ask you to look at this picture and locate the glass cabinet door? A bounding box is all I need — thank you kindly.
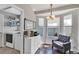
[24,18,34,30]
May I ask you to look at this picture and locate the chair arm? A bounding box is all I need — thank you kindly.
[63,42,71,50]
[63,42,71,45]
[52,39,59,43]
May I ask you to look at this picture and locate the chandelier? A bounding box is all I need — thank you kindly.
[46,4,56,20]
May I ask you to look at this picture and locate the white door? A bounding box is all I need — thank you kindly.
[37,17,46,43]
[14,33,21,50]
[0,14,4,47]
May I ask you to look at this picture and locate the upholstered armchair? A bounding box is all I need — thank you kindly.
[52,34,71,54]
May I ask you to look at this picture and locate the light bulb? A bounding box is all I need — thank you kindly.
[46,15,56,20]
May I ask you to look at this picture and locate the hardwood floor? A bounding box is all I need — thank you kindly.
[35,44,71,54]
[0,44,77,54]
[0,47,20,54]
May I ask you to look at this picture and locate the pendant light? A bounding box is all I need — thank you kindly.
[46,4,56,20]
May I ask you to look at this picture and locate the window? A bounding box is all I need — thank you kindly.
[64,15,72,26]
[24,20,33,30]
[63,14,72,36]
[47,18,60,26]
[38,18,44,26]
[47,18,60,36]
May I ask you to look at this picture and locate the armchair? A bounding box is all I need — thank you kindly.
[52,34,71,54]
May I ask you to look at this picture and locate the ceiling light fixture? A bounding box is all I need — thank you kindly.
[46,4,56,20]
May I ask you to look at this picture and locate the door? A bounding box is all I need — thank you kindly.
[36,17,46,43]
[14,33,21,50]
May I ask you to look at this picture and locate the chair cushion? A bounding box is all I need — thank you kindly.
[54,41,63,47]
[58,35,70,43]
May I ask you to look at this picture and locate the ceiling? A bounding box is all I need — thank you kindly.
[0,4,21,15]
[0,4,11,10]
[30,4,68,11]
[35,9,75,16]
[0,4,78,16]
[30,4,78,16]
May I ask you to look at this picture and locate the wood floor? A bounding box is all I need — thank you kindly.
[35,44,70,54]
[35,47,60,54]
[0,44,77,54]
[0,47,20,54]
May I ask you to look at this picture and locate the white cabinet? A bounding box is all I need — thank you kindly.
[0,33,2,47]
[32,35,42,53]
[0,5,24,53]
[31,35,42,54]
[31,37,35,54]
[0,14,4,47]
[14,33,21,51]
[24,37,31,54]
[24,35,42,54]
[5,33,23,52]
[0,14,4,32]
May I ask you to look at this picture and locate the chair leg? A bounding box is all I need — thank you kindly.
[69,49,71,53]
[63,52,66,54]
[63,51,66,54]
[63,50,66,54]
[52,45,53,48]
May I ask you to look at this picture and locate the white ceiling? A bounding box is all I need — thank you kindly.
[0,4,11,10]
[30,4,77,16]
[0,4,77,16]
[0,4,21,15]
[30,4,68,11]
[36,8,76,16]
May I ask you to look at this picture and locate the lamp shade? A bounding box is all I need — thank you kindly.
[46,15,56,20]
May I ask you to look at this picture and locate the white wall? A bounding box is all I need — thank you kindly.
[71,9,78,51]
[59,9,79,52]
[70,9,79,52]
[16,4,36,21]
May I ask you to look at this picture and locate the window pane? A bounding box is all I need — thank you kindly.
[48,28,60,36]
[47,17,60,36]
[63,27,72,36]
[25,20,33,29]
[47,17,60,26]
[38,27,43,36]
[38,18,44,26]
[64,15,72,26]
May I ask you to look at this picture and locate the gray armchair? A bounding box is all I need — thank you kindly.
[52,34,71,54]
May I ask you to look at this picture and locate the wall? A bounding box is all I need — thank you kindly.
[62,9,79,52]
[71,9,79,51]
[58,9,79,52]
[16,4,36,21]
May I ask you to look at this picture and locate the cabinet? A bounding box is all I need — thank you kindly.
[0,33,2,47]
[14,33,21,51]
[0,4,24,53]
[24,35,42,54]
[0,14,4,47]
[24,37,31,54]
[5,33,21,49]
[31,35,42,54]
[0,14,4,32]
